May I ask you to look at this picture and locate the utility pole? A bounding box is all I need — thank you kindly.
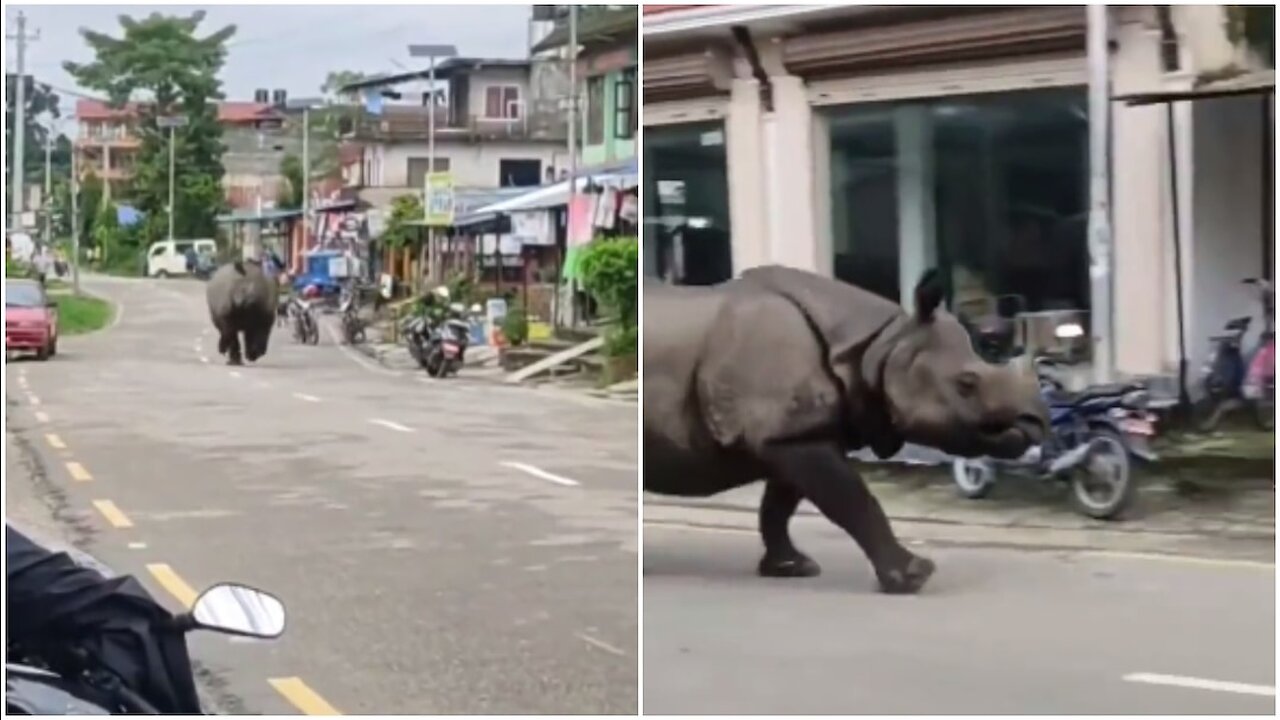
[565,4,579,327]
[7,11,39,233]
[1086,5,1114,384]
[43,127,52,248]
[302,105,310,247]
[70,128,80,294]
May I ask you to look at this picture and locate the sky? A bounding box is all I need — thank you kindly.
[5,4,535,110]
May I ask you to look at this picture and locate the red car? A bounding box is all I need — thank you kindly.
[6,279,58,360]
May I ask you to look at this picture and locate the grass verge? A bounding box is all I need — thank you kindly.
[54,293,114,335]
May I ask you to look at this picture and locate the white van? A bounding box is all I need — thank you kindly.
[146,239,217,278]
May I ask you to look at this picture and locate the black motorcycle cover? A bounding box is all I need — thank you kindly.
[6,526,203,713]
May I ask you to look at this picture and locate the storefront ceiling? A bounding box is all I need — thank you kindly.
[1113,68,1275,106]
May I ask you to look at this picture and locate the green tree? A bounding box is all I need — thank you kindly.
[321,70,369,102]
[77,172,104,245]
[381,194,423,249]
[4,78,72,189]
[65,11,236,243]
[277,153,304,209]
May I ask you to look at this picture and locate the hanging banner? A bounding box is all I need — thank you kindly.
[511,210,554,246]
[423,171,455,226]
[567,193,594,247]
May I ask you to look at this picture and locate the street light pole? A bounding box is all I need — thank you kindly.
[408,43,458,290]
[157,115,188,241]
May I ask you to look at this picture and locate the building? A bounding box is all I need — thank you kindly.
[73,98,286,203]
[643,4,1274,391]
[532,6,639,169]
[338,56,571,209]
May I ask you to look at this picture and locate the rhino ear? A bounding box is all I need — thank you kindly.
[914,268,944,322]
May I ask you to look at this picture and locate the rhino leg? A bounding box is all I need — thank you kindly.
[225,331,244,366]
[757,480,821,578]
[762,443,934,594]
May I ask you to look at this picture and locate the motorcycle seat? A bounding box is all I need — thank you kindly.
[1046,382,1143,407]
[1225,316,1252,332]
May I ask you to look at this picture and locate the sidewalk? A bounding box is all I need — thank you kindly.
[645,461,1275,542]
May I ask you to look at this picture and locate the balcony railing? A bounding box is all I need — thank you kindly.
[343,109,565,143]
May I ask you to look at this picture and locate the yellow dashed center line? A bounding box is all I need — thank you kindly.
[92,500,134,529]
[269,677,342,715]
[146,563,198,608]
[65,461,93,482]
[45,433,66,449]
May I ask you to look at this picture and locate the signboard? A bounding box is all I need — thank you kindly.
[423,171,455,226]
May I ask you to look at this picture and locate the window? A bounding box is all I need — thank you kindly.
[614,69,637,140]
[407,157,452,189]
[484,85,521,119]
[585,76,606,146]
[174,242,194,257]
[826,88,1089,329]
[498,159,542,188]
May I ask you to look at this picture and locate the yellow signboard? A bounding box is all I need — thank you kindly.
[424,171,455,227]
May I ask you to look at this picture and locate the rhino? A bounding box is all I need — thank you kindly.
[643,266,1049,594]
[206,260,278,366]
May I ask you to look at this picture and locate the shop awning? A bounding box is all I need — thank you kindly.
[216,208,303,224]
[453,161,638,230]
[1113,68,1275,106]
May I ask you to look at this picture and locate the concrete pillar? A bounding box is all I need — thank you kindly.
[724,77,768,274]
[893,105,937,311]
[763,74,821,272]
[809,111,835,278]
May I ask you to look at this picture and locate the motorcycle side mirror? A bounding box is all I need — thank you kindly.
[183,583,286,639]
[449,302,466,314]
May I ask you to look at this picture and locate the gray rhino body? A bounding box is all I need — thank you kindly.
[643,266,1048,593]
[206,260,278,365]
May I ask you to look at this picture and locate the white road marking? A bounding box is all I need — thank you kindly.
[293,392,321,403]
[199,356,209,364]
[229,370,242,379]
[501,461,580,487]
[26,394,40,406]
[128,542,148,550]
[325,321,402,377]
[255,380,271,389]
[34,411,49,423]
[1123,673,1276,697]
[369,418,414,433]
[576,632,625,657]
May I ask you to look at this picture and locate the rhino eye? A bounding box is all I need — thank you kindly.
[955,372,980,398]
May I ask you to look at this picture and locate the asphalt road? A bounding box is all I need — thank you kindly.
[643,519,1276,715]
[6,275,638,715]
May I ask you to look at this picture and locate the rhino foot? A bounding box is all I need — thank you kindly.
[226,356,244,367]
[875,554,935,595]
[758,551,821,578]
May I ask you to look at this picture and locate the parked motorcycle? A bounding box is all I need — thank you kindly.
[7,582,286,715]
[951,356,1158,520]
[338,285,365,345]
[401,302,479,379]
[289,296,320,346]
[1194,277,1275,432]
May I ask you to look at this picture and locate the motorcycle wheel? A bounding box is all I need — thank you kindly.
[1069,428,1134,520]
[951,457,996,499]
[426,354,445,378]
